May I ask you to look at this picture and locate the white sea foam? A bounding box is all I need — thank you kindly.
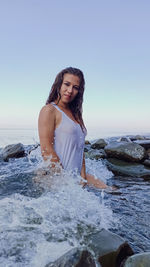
[0,141,117,266]
[0,162,116,266]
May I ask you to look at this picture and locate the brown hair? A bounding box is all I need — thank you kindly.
[46,67,86,130]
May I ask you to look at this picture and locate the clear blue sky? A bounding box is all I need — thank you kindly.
[0,0,150,137]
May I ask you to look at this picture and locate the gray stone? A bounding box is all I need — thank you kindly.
[133,140,150,149]
[91,139,108,149]
[2,143,25,162]
[104,141,145,162]
[143,159,150,167]
[84,147,89,152]
[118,137,132,142]
[124,252,150,267]
[84,144,92,152]
[0,148,3,161]
[88,228,133,267]
[85,149,107,160]
[129,135,146,141]
[27,143,40,154]
[134,135,146,140]
[127,135,137,141]
[146,148,150,158]
[85,140,91,145]
[106,158,150,178]
[46,247,96,267]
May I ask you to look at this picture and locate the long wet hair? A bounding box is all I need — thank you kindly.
[46,67,86,130]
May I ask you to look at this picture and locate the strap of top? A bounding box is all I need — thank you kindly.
[51,102,63,113]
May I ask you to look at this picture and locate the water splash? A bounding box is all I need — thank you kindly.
[0,146,117,266]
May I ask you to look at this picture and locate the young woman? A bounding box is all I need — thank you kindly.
[38,67,108,189]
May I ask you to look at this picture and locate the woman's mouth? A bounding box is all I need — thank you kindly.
[64,94,71,99]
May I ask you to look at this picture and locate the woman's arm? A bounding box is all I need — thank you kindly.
[38,104,62,170]
[80,154,86,179]
[81,153,108,189]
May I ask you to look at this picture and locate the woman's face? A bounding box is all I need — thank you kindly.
[59,73,80,104]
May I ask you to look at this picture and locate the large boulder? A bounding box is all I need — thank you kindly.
[91,139,108,149]
[104,142,145,162]
[133,140,150,149]
[46,247,96,267]
[2,143,26,162]
[124,252,150,267]
[85,149,107,160]
[105,158,150,178]
[88,228,134,267]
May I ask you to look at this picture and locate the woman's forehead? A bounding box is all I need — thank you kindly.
[63,73,80,85]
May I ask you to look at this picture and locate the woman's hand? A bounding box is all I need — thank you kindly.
[80,153,108,189]
[85,173,108,189]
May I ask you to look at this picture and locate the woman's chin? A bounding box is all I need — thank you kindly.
[64,96,72,101]
[61,97,72,104]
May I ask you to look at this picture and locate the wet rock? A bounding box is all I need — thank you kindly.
[133,140,150,149]
[91,139,107,149]
[85,140,91,145]
[146,148,150,158]
[2,143,26,162]
[124,252,150,267]
[118,137,132,142]
[88,228,133,267]
[46,247,96,267]
[104,141,145,162]
[127,135,137,141]
[134,135,146,140]
[26,143,40,154]
[0,148,3,161]
[105,158,150,178]
[129,135,147,141]
[84,147,89,152]
[143,159,150,167]
[84,144,92,152]
[85,149,107,160]
[130,135,146,141]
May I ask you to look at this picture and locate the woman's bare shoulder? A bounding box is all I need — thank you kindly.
[40,103,55,113]
[39,104,56,117]
[39,104,56,124]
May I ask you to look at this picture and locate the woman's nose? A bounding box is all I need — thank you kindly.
[68,86,73,93]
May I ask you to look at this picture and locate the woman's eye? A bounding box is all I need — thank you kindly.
[64,83,79,90]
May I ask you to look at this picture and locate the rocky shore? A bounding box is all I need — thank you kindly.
[85,134,150,179]
[0,134,150,266]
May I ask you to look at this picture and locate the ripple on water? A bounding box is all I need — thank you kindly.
[107,176,150,253]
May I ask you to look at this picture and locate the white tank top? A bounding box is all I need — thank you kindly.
[51,102,86,174]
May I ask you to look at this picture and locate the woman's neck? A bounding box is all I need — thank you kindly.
[55,100,69,110]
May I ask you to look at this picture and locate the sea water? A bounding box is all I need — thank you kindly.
[0,128,150,266]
